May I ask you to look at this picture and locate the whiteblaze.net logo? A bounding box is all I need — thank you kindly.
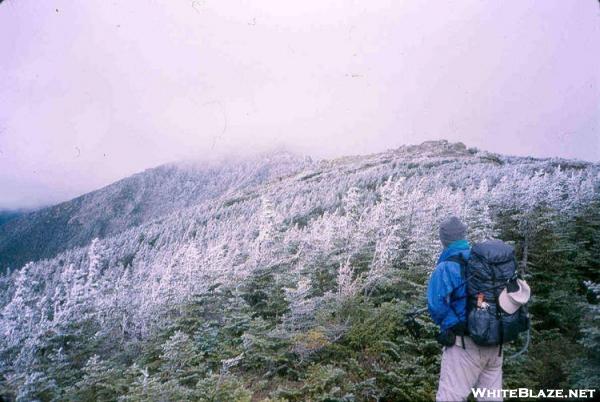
[471,388,597,399]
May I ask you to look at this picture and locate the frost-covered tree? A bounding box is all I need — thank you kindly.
[337,260,361,299]
[283,278,313,329]
[257,196,279,255]
[2,263,38,350]
[160,331,201,378]
[464,179,498,243]
[86,238,103,295]
[344,186,363,224]
[65,355,123,402]
[403,188,440,271]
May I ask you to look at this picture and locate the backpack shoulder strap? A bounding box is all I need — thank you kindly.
[445,254,467,280]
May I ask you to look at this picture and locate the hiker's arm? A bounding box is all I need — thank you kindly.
[427,262,461,331]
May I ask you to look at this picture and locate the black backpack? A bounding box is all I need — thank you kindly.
[449,240,530,348]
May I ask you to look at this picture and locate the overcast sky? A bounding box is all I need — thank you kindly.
[1,0,599,209]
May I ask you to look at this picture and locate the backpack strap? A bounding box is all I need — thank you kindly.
[445,254,467,282]
[490,261,504,357]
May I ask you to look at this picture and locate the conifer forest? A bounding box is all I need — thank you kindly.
[1,141,599,401]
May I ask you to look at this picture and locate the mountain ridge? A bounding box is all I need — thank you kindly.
[0,150,310,271]
[0,140,597,272]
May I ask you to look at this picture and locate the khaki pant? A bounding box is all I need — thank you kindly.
[436,336,503,402]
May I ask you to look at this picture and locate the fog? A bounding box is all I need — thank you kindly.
[1,0,599,209]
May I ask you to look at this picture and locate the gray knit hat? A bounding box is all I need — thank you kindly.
[439,216,468,247]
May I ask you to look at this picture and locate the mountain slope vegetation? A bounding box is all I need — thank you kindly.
[0,152,307,272]
[1,140,599,401]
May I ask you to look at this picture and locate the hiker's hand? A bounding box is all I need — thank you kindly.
[436,329,456,347]
[451,321,467,336]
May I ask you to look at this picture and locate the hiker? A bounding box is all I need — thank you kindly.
[428,217,531,401]
[428,217,502,402]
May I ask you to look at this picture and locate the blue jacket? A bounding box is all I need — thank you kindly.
[427,240,470,331]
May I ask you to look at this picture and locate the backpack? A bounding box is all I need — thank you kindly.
[448,239,530,348]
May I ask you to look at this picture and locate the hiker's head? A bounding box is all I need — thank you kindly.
[439,216,467,247]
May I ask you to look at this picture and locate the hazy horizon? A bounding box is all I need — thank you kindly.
[0,138,596,213]
[1,0,599,209]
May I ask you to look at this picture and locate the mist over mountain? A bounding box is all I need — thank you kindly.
[1,140,599,400]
